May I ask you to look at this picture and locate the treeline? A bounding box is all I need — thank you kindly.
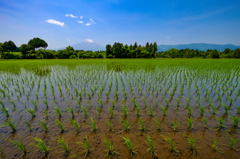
[157,48,240,58]
[106,42,158,58]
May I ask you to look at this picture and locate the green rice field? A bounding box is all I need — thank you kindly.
[0,59,240,159]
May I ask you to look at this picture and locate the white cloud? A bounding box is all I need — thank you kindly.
[85,23,91,26]
[65,14,78,18]
[45,19,64,27]
[85,39,94,43]
[90,19,95,24]
[80,16,83,19]
[66,38,70,41]
[78,21,84,24]
[167,37,171,39]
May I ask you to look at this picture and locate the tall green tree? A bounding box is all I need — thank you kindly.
[28,38,48,50]
[106,44,112,58]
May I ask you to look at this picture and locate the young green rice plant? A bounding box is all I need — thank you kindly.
[145,135,157,156]
[70,119,80,133]
[210,138,222,153]
[187,106,192,116]
[237,106,240,114]
[120,135,137,157]
[136,104,140,116]
[155,119,161,130]
[2,108,9,118]
[131,98,137,107]
[105,91,110,99]
[186,117,193,130]
[216,116,225,130]
[203,118,208,128]
[174,104,178,114]
[121,118,130,132]
[230,116,240,127]
[153,98,158,107]
[171,119,179,131]
[99,99,103,107]
[9,99,16,109]
[107,120,113,131]
[39,119,48,132]
[175,98,180,106]
[122,105,128,117]
[44,109,48,117]
[139,118,146,131]
[108,107,114,118]
[32,137,49,156]
[104,138,118,157]
[24,119,32,132]
[161,105,166,116]
[1,117,16,133]
[96,106,101,117]
[149,106,154,116]
[87,92,91,99]
[42,99,48,108]
[110,99,115,107]
[161,135,179,154]
[68,106,74,118]
[26,108,36,118]
[72,136,91,158]
[142,98,147,107]
[199,105,205,115]
[89,117,97,131]
[56,119,65,133]
[185,136,199,153]
[184,97,190,106]
[224,135,239,151]
[211,104,217,114]
[31,100,37,108]
[56,137,69,155]
[229,96,233,105]
[54,106,62,118]
[223,103,230,114]
[9,137,27,156]
[165,98,169,106]
[82,106,88,118]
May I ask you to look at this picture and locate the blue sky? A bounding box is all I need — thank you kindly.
[0,0,240,49]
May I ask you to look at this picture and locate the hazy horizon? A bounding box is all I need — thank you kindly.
[1,0,240,49]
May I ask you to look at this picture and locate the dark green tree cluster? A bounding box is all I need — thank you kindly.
[106,42,158,58]
[157,48,240,58]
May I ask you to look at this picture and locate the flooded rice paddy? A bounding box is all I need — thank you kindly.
[0,59,240,159]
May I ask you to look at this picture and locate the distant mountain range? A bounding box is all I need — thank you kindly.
[56,41,105,51]
[157,43,240,52]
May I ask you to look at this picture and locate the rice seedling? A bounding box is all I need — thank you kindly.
[32,137,49,156]
[184,97,190,106]
[39,119,48,132]
[161,105,166,116]
[108,107,114,118]
[223,103,230,114]
[104,138,118,157]
[155,119,161,130]
[68,106,74,118]
[187,106,192,115]
[1,117,16,133]
[24,120,32,132]
[54,106,62,117]
[2,107,9,118]
[175,98,180,106]
[82,106,88,118]
[145,135,157,156]
[96,106,101,117]
[56,119,65,132]
[9,137,27,155]
[87,92,91,99]
[120,135,137,157]
[139,117,146,131]
[161,135,179,154]
[149,106,154,116]
[31,100,37,108]
[216,116,225,130]
[186,117,193,129]
[122,105,128,117]
[203,118,208,128]
[70,119,80,133]
[105,91,110,99]
[230,116,240,127]
[237,106,240,114]
[184,136,200,153]
[9,99,16,109]
[56,137,69,155]
[121,117,130,131]
[211,104,217,114]
[72,136,91,158]
[99,99,103,107]
[44,109,48,117]
[110,99,115,107]
[224,136,239,151]
[209,138,223,153]
[131,98,137,107]
[165,98,169,106]
[199,105,205,115]
[26,108,36,118]
[88,117,97,131]
[107,120,113,131]
[171,119,179,131]
[174,104,178,114]
[42,99,48,108]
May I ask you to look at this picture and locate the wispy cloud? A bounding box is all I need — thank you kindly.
[66,38,70,41]
[85,19,95,26]
[45,19,64,27]
[167,37,171,39]
[85,23,91,26]
[90,19,95,24]
[80,16,83,19]
[78,21,84,24]
[65,14,78,18]
[84,39,94,43]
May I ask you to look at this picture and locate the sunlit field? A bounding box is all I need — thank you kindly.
[0,59,240,159]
